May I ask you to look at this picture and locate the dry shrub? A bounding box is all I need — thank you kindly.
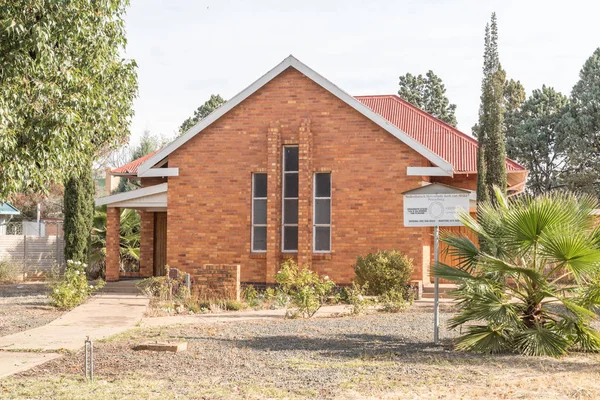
[0,260,23,283]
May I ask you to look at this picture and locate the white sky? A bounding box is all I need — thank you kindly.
[123,0,600,146]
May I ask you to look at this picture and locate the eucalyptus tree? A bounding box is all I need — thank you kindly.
[0,1,138,198]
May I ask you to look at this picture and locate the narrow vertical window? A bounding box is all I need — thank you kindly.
[314,173,331,252]
[252,173,267,252]
[282,146,298,252]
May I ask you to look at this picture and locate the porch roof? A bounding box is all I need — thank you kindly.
[95,183,167,210]
[0,202,20,215]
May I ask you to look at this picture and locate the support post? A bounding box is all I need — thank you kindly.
[85,336,94,381]
[106,207,121,281]
[433,225,440,345]
[23,228,27,273]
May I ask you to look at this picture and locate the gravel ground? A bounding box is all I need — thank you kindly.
[0,283,64,337]
[4,305,600,399]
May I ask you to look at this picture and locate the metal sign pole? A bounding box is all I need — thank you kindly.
[433,225,440,345]
[401,184,470,347]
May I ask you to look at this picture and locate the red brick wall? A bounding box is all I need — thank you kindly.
[139,211,154,278]
[106,207,120,282]
[164,68,471,284]
[191,264,240,301]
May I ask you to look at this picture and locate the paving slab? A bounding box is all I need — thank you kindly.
[0,351,62,379]
[133,341,187,352]
[0,292,148,352]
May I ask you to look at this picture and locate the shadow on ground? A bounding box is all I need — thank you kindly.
[188,331,600,373]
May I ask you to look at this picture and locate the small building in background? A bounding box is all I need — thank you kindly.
[0,203,20,235]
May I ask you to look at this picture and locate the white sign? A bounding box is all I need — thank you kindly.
[403,193,470,227]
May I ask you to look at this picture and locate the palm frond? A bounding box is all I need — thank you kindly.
[478,255,544,283]
[492,186,509,210]
[448,291,520,329]
[576,280,600,309]
[501,192,592,254]
[454,325,512,354]
[513,326,571,357]
[569,322,600,352]
[440,232,479,272]
[539,227,600,280]
[433,262,475,282]
[560,298,598,323]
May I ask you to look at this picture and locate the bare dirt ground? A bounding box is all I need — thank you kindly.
[0,283,64,337]
[2,306,600,399]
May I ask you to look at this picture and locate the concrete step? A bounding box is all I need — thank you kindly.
[421,291,456,299]
[421,284,457,299]
[98,280,143,295]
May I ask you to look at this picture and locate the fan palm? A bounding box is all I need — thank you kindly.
[435,188,600,356]
[89,205,140,275]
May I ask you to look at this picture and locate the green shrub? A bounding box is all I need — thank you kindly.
[183,297,201,313]
[241,285,258,302]
[225,300,244,311]
[273,288,290,308]
[0,260,23,283]
[345,282,371,315]
[354,250,413,295]
[264,287,277,300]
[275,259,336,318]
[49,260,105,309]
[379,288,412,313]
[137,270,190,302]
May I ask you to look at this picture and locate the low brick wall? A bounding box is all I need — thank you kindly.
[191,264,240,301]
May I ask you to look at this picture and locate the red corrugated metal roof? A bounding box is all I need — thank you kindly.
[115,95,525,176]
[355,95,525,173]
[111,150,159,175]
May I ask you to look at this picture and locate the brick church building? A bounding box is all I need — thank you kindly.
[96,55,527,286]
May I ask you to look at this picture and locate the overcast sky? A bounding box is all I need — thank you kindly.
[123,0,599,146]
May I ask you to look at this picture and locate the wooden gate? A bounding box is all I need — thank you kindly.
[153,212,167,277]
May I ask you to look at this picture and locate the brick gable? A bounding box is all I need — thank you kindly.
[165,67,457,284]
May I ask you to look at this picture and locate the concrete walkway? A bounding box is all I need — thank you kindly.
[0,352,62,379]
[0,291,148,379]
[0,292,148,351]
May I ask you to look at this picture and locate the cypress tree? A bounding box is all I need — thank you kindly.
[475,24,491,204]
[475,12,507,202]
[63,157,95,263]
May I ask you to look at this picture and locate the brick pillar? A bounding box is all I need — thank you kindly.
[106,207,121,282]
[139,211,154,278]
[297,118,313,267]
[266,121,282,283]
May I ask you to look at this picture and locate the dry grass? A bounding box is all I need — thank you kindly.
[0,282,64,336]
[0,260,23,284]
[2,311,600,399]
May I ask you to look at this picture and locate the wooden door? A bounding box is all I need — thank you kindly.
[435,220,479,284]
[153,212,167,277]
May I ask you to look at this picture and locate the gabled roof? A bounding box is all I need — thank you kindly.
[0,202,20,215]
[111,150,159,176]
[356,95,526,174]
[138,55,454,176]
